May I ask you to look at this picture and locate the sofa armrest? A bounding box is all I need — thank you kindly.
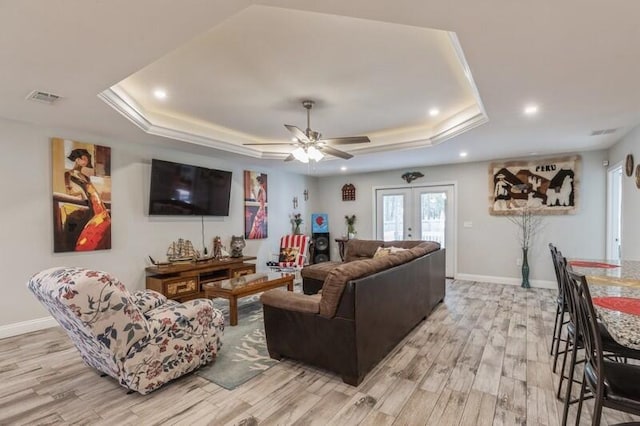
[260,290,320,314]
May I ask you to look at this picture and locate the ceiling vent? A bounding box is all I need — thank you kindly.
[590,128,618,136]
[26,90,62,105]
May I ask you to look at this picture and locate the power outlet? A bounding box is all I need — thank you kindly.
[516,258,523,266]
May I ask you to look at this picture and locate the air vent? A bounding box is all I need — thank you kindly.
[26,90,62,105]
[591,128,618,136]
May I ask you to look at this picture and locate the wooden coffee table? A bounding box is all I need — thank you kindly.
[202,272,294,326]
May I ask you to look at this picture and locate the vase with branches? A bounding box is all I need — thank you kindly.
[345,215,357,239]
[506,206,544,288]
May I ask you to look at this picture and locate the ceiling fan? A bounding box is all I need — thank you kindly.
[243,100,370,162]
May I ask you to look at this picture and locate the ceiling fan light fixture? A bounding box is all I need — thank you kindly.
[308,146,324,161]
[291,147,309,163]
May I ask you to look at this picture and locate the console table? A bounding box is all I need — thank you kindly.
[145,256,256,302]
[335,238,349,261]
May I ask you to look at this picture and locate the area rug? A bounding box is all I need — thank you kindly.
[195,294,278,390]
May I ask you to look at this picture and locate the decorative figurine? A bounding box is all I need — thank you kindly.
[166,238,199,262]
[213,236,223,259]
[230,235,246,258]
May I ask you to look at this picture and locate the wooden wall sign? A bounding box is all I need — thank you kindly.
[342,183,356,201]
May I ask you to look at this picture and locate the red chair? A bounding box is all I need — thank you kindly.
[275,235,309,271]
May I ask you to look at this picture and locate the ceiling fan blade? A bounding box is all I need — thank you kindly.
[319,145,353,160]
[242,143,296,146]
[284,153,295,162]
[320,136,370,145]
[284,124,309,142]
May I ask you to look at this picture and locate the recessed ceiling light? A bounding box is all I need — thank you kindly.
[153,89,167,100]
[459,151,468,158]
[291,137,298,142]
[340,166,347,171]
[429,108,440,117]
[524,104,539,115]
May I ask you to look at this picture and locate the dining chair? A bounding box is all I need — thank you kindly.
[556,256,640,425]
[549,243,569,373]
[569,271,640,426]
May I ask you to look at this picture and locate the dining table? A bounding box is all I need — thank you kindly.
[568,259,640,287]
[569,259,640,350]
[588,284,640,350]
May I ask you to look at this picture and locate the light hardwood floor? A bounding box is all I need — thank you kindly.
[2,280,639,425]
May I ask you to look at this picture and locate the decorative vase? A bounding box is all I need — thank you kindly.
[293,224,301,235]
[521,247,531,288]
[347,225,356,240]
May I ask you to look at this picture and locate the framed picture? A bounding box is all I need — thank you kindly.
[311,213,329,233]
[489,155,581,215]
[52,137,112,252]
[244,171,268,239]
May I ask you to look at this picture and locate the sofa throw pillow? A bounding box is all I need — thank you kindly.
[388,246,408,254]
[279,247,300,263]
[373,246,391,259]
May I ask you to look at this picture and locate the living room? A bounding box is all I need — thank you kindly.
[2,1,640,424]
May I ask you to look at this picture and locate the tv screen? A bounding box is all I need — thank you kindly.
[148,159,232,216]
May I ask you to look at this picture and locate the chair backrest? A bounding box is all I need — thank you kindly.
[568,271,605,396]
[27,267,149,375]
[556,253,580,326]
[549,243,561,292]
[278,235,309,268]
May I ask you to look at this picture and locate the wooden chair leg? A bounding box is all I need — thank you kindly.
[557,333,572,400]
[562,337,580,425]
[553,309,567,373]
[575,373,587,426]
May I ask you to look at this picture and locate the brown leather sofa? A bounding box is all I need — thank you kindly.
[260,241,445,385]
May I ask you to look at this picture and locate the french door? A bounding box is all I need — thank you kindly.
[375,185,455,277]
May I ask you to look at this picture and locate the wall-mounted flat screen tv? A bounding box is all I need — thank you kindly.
[148,159,232,216]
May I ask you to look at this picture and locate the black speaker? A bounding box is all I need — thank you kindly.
[312,232,330,263]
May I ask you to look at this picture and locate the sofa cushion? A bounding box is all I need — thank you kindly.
[383,240,423,249]
[301,261,342,281]
[344,240,383,262]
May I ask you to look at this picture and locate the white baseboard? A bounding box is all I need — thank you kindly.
[454,273,556,290]
[0,316,58,340]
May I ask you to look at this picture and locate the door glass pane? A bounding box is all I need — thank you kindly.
[420,192,446,247]
[383,194,404,241]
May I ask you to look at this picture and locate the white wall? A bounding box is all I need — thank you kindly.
[608,125,640,260]
[0,118,318,328]
[317,150,608,285]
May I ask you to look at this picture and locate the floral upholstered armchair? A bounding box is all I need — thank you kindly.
[27,266,224,395]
